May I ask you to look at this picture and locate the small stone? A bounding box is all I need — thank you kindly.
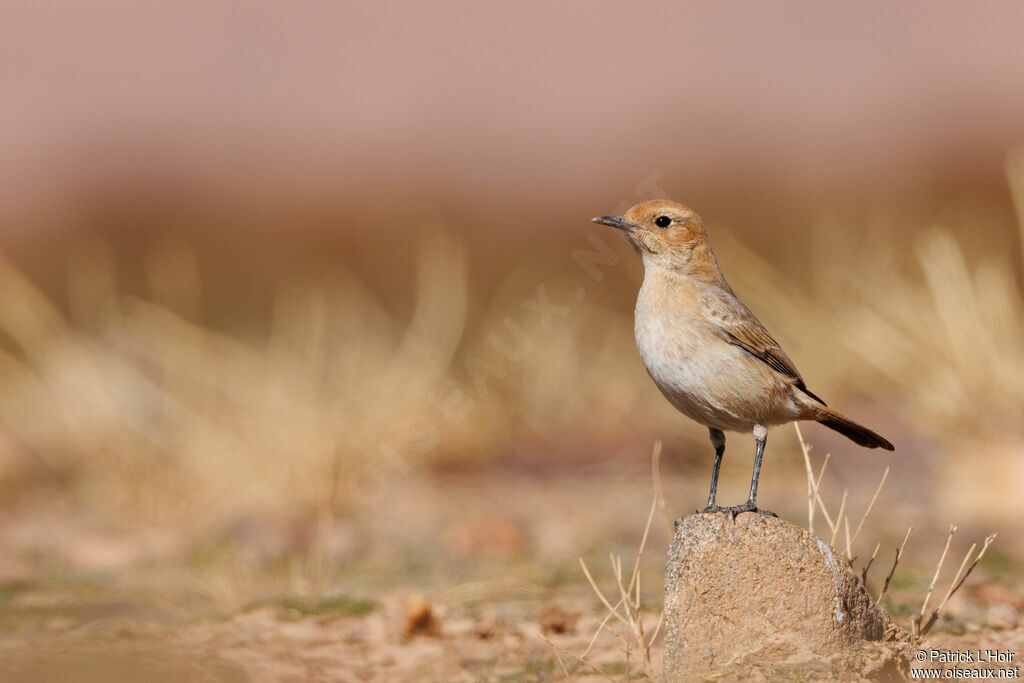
[973,582,1024,611]
[986,603,1019,631]
[402,594,441,637]
[536,604,580,634]
[474,610,498,639]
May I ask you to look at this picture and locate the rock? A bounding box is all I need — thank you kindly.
[536,604,580,634]
[986,603,1019,631]
[402,594,441,637]
[664,513,912,680]
[973,582,1024,611]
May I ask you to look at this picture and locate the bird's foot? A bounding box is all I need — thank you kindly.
[699,501,777,520]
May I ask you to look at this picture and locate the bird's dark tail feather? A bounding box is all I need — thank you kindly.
[814,407,894,451]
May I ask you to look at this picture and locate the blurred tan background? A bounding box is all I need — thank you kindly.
[1,2,1023,679]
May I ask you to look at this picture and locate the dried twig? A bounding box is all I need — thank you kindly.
[628,495,658,601]
[813,453,833,529]
[650,439,672,540]
[796,424,837,535]
[551,442,665,680]
[920,533,997,636]
[647,610,665,649]
[797,422,817,534]
[919,525,957,621]
[830,489,848,547]
[612,552,651,672]
[861,541,881,586]
[579,558,629,627]
[940,533,997,609]
[547,638,572,680]
[876,526,913,605]
[582,597,624,658]
[540,634,617,682]
[848,466,889,552]
[844,515,853,561]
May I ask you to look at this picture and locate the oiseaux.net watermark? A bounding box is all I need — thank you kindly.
[911,647,1019,679]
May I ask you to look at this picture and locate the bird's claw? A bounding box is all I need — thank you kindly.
[699,502,777,521]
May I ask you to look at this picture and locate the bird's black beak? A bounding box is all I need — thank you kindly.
[591,215,638,231]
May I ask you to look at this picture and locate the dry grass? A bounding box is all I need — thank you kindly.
[798,423,999,638]
[914,528,997,637]
[0,171,1020,679]
[0,160,1022,533]
[545,442,666,681]
[876,526,913,606]
[710,151,1024,452]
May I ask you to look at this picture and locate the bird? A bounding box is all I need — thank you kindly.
[592,199,893,518]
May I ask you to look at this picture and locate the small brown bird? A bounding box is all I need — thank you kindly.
[593,200,893,517]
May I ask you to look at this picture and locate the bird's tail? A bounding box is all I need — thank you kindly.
[813,407,894,451]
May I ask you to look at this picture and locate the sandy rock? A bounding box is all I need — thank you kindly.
[401,594,441,637]
[536,604,580,634]
[987,603,1019,631]
[972,581,1024,611]
[664,513,911,680]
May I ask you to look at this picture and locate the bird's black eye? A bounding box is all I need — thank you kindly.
[655,215,672,228]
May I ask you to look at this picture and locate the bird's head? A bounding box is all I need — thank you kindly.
[592,200,717,274]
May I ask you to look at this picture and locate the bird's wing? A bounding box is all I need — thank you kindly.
[699,288,826,404]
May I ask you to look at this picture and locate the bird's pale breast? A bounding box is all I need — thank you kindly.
[633,275,796,432]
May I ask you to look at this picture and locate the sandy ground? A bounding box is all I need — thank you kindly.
[0,597,665,682]
[1,469,1022,681]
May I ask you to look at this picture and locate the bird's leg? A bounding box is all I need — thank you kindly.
[747,424,767,505]
[699,428,726,513]
[724,424,777,518]
[704,425,778,519]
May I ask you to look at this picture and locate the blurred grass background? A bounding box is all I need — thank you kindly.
[1,2,1023,662]
[2,165,1022,527]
